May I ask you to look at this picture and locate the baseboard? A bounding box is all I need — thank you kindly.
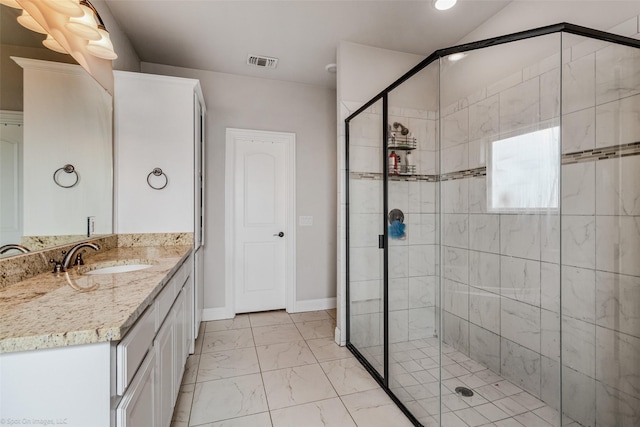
[202,306,234,321]
[293,297,336,313]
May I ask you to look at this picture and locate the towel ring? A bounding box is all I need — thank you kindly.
[147,167,168,190]
[53,164,79,188]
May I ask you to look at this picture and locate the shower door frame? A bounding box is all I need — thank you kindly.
[345,22,640,427]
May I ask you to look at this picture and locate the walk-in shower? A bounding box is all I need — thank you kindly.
[346,23,640,427]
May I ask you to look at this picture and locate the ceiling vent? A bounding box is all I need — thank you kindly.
[247,54,278,69]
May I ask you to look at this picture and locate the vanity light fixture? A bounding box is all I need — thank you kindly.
[434,0,457,11]
[1,0,117,60]
[65,1,101,40]
[17,9,47,34]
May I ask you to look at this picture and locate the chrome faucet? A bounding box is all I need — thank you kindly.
[61,242,100,271]
[0,244,30,254]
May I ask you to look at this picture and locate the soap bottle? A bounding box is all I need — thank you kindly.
[389,151,398,175]
[405,151,413,174]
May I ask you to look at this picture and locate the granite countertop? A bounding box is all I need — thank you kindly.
[0,245,192,354]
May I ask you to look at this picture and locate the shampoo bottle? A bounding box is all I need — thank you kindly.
[389,151,398,175]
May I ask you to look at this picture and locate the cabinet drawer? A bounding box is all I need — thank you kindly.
[116,305,155,396]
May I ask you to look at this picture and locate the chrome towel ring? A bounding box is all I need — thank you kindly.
[147,167,168,190]
[53,164,79,188]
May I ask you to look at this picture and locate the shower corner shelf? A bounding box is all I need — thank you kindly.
[388,135,417,150]
[389,165,416,176]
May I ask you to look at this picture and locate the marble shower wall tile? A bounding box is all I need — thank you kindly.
[596,156,640,216]
[500,338,541,397]
[469,287,500,334]
[469,251,500,293]
[595,42,640,105]
[443,312,470,355]
[470,324,501,373]
[595,271,640,338]
[350,146,381,173]
[540,309,560,361]
[469,214,500,253]
[561,215,596,269]
[409,276,436,309]
[561,162,595,215]
[562,366,596,427]
[442,108,469,149]
[442,247,468,285]
[409,307,436,340]
[500,215,541,260]
[562,53,596,114]
[540,262,560,313]
[596,216,640,277]
[540,68,561,121]
[561,107,595,153]
[443,279,469,320]
[349,180,382,214]
[469,94,500,142]
[442,214,469,249]
[499,77,540,134]
[501,298,540,353]
[500,256,541,307]
[469,177,488,214]
[596,93,640,148]
[596,381,640,427]
[561,316,596,377]
[441,179,469,213]
[595,325,640,398]
[561,266,596,322]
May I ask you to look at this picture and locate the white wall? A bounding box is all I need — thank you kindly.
[92,0,140,72]
[140,62,337,311]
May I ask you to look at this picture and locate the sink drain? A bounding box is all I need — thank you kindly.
[455,386,474,397]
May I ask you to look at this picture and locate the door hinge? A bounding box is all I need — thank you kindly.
[378,234,385,249]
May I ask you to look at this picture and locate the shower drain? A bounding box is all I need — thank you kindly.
[454,386,474,397]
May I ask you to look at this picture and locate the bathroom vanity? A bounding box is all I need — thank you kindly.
[0,245,194,427]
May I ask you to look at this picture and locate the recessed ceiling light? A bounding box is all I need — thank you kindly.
[434,0,457,11]
[447,52,466,62]
[325,63,337,73]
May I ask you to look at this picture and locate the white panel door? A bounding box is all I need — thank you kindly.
[233,133,288,313]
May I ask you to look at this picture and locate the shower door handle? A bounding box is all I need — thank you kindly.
[378,234,385,249]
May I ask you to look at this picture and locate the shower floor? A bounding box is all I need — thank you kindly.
[356,338,582,427]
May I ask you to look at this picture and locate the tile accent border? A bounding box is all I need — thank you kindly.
[350,142,640,183]
[562,141,640,164]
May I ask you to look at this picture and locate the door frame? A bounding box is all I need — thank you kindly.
[224,128,296,317]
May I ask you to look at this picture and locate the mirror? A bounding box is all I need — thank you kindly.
[0,4,113,258]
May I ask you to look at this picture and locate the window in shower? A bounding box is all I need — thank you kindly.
[488,126,560,211]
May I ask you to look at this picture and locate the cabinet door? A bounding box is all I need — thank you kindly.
[116,350,157,427]
[173,289,187,401]
[155,312,174,427]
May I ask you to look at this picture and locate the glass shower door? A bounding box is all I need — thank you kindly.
[348,98,386,379]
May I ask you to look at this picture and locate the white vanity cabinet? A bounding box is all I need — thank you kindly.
[114,71,206,346]
[118,257,194,427]
[0,254,194,427]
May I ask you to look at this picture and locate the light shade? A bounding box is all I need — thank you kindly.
[65,4,100,40]
[44,0,83,18]
[17,10,47,34]
[434,0,457,11]
[87,28,118,60]
[0,0,22,9]
[43,34,68,54]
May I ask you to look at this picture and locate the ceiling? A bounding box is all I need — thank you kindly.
[102,1,640,89]
[104,0,513,88]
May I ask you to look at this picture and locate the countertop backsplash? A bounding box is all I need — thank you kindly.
[0,233,193,289]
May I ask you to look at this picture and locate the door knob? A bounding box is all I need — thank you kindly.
[273,231,285,237]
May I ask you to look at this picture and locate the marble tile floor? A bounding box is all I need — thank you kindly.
[358,339,583,427]
[171,310,580,427]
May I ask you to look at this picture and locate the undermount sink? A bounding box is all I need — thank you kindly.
[82,263,153,275]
